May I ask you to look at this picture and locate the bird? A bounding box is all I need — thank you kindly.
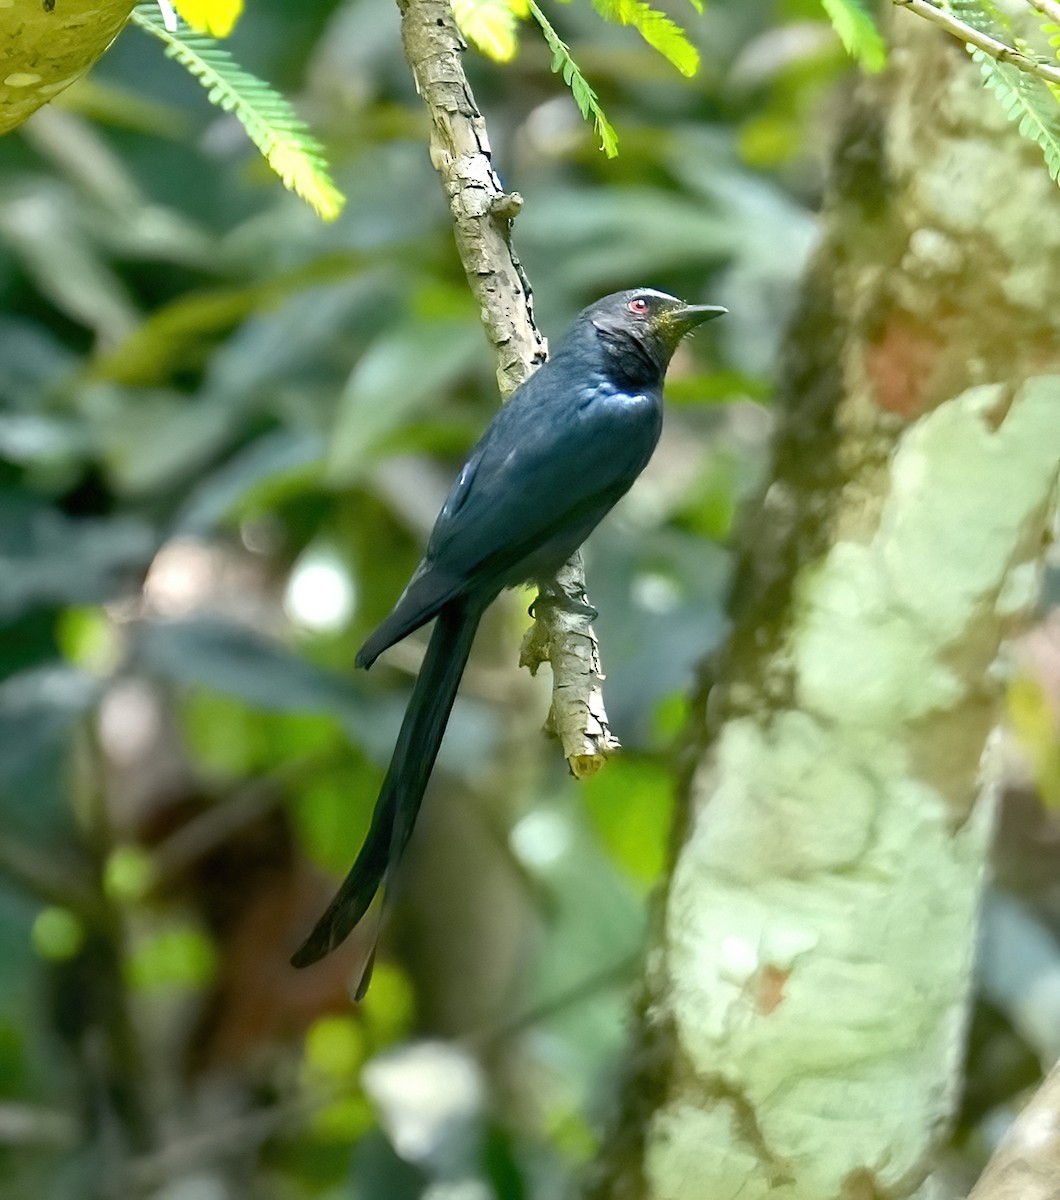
[290,288,726,993]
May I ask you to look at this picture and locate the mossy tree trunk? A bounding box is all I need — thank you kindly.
[593,15,1060,1200]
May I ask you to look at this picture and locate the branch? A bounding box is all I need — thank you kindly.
[519,559,623,776]
[397,0,545,395]
[395,0,621,773]
[147,753,338,888]
[893,0,1060,87]
[968,1058,1060,1200]
[0,832,97,913]
[0,1103,76,1148]
[1027,0,1060,30]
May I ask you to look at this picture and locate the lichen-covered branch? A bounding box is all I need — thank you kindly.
[519,556,623,778]
[396,0,620,773]
[397,0,545,397]
[968,1059,1060,1200]
[591,13,1060,1200]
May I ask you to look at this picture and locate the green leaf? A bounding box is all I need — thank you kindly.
[0,667,98,830]
[129,5,346,220]
[582,757,674,889]
[972,49,1060,184]
[0,498,156,618]
[819,0,887,72]
[590,0,700,77]
[527,0,619,156]
[451,0,523,61]
[948,1,1060,188]
[326,316,481,483]
[950,0,1014,41]
[31,908,85,962]
[137,618,365,718]
[126,925,218,991]
[90,252,363,387]
[292,762,381,875]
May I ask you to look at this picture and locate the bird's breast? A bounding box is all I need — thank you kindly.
[576,374,656,418]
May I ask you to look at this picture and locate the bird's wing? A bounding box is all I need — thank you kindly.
[426,378,660,583]
[357,372,660,666]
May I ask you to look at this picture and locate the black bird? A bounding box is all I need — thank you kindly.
[291,288,725,991]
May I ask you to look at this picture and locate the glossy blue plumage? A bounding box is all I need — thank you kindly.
[291,288,725,985]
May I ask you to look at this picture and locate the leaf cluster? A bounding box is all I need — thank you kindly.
[953,0,1060,184]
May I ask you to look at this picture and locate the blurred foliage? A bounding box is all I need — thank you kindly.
[0,0,1058,1198]
[456,0,887,154]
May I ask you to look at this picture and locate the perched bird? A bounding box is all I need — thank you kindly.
[290,288,725,992]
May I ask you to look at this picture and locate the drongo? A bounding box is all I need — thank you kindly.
[291,288,725,994]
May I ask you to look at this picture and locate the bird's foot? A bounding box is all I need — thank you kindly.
[529,584,598,622]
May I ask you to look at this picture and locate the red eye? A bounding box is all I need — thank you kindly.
[628,297,650,315]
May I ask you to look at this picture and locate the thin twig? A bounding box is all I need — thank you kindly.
[75,748,157,1160]
[148,749,340,888]
[149,782,281,886]
[0,1103,77,1148]
[1027,0,1060,30]
[464,952,639,1052]
[396,0,545,397]
[0,832,96,912]
[893,0,1060,86]
[395,0,620,773]
[126,1084,348,1189]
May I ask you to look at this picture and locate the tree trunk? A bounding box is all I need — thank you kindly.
[593,13,1060,1200]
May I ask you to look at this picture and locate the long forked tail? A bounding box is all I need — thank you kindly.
[290,596,484,978]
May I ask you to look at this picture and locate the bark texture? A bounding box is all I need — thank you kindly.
[0,0,135,135]
[592,15,1060,1200]
[968,1060,1060,1200]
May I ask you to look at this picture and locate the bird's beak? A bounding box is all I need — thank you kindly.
[672,303,727,331]
[655,302,727,349]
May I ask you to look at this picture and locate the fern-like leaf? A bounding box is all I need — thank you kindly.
[590,0,699,77]
[948,3,1060,187]
[951,0,1014,41]
[130,4,345,220]
[819,0,886,72]
[528,0,619,156]
[972,49,1060,183]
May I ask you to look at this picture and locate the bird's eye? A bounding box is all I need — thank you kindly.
[627,297,650,315]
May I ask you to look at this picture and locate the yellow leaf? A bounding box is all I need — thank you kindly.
[266,141,346,222]
[1008,675,1060,809]
[451,0,522,62]
[0,0,134,136]
[173,0,243,37]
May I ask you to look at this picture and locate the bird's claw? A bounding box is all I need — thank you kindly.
[529,588,598,621]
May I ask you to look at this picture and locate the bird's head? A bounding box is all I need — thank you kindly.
[583,288,727,379]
